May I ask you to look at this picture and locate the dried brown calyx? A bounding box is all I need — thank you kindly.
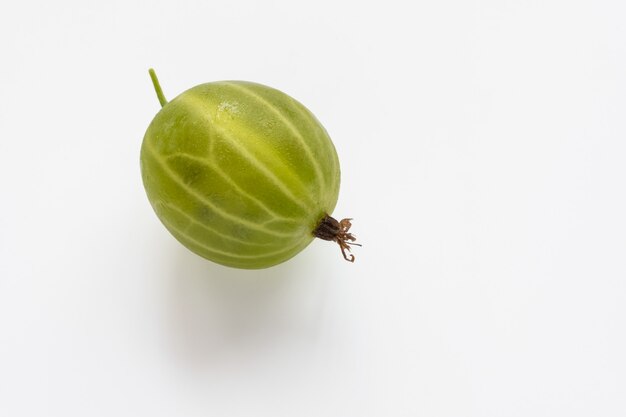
[314,214,361,262]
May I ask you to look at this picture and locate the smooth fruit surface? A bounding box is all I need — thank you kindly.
[141,78,340,269]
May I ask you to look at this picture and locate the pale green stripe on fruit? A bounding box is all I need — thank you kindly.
[158,200,287,248]
[177,235,310,269]
[221,82,327,190]
[285,94,340,195]
[161,213,311,261]
[165,152,299,224]
[144,141,297,239]
[179,93,314,210]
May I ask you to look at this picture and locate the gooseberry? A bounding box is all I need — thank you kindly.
[140,69,358,269]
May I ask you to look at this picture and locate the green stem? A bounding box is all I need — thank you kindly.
[148,68,168,107]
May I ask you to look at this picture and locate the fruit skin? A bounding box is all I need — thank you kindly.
[141,80,340,269]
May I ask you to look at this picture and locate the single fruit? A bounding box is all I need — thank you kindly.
[140,69,359,269]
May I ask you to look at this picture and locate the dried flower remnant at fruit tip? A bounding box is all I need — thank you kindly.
[314,215,361,262]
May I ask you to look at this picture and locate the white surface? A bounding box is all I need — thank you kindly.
[1,0,625,416]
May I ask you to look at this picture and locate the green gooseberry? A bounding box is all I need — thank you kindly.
[140,69,359,269]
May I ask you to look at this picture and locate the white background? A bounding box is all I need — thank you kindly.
[1,0,625,416]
